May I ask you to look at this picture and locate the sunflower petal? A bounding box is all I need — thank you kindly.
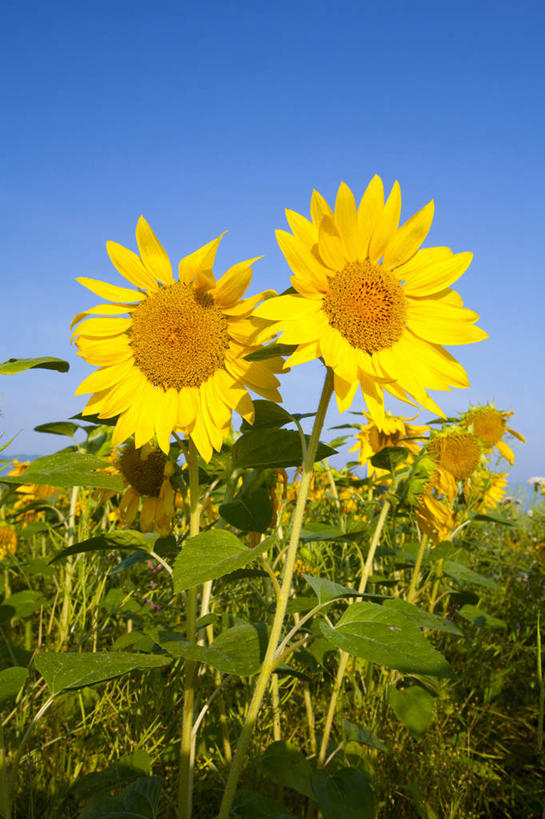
[368,181,401,263]
[76,277,145,303]
[74,359,135,396]
[178,233,226,285]
[334,182,359,261]
[383,200,434,270]
[107,241,157,291]
[310,189,333,226]
[403,252,473,296]
[318,216,345,270]
[357,175,384,258]
[135,217,174,285]
[213,258,260,307]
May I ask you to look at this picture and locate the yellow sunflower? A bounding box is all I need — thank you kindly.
[468,466,507,512]
[118,441,176,536]
[0,525,17,560]
[254,177,486,422]
[415,491,454,544]
[426,426,483,503]
[462,404,525,465]
[350,411,428,476]
[71,218,282,461]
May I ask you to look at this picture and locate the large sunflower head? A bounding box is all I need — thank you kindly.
[462,403,525,465]
[72,218,283,461]
[427,427,482,481]
[254,177,487,422]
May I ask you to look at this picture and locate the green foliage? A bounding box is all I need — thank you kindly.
[311,768,375,819]
[388,686,435,738]
[260,740,313,797]
[173,530,273,592]
[0,356,69,374]
[233,428,336,468]
[1,450,124,490]
[34,652,169,695]
[0,666,28,707]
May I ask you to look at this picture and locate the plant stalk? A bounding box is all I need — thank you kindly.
[178,438,201,819]
[217,367,334,818]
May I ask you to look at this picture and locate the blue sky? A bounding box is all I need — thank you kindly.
[1,0,543,482]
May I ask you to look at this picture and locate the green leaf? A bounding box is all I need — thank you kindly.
[233,789,297,819]
[260,740,313,797]
[311,768,375,819]
[370,446,409,472]
[389,686,435,738]
[320,602,452,677]
[173,530,273,593]
[1,451,124,490]
[443,560,499,591]
[34,421,80,437]
[457,605,507,631]
[154,623,268,676]
[0,666,28,707]
[71,750,152,798]
[0,590,46,621]
[342,719,388,753]
[233,428,336,469]
[381,599,463,636]
[220,487,273,532]
[299,522,368,543]
[472,512,515,527]
[34,651,169,695]
[240,400,294,430]
[51,531,158,563]
[244,343,297,362]
[303,574,361,605]
[0,356,69,375]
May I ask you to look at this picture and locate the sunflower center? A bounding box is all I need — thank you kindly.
[129,282,230,389]
[469,408,506,447]
[428,431,481,480]
[119,442,167,497]
[322,260,407,353]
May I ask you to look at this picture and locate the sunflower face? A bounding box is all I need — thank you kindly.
[72,219,282,460]
[428,430,481,481]
[254,177,487,421]
[119,442,167,497]
[467,407,506,447]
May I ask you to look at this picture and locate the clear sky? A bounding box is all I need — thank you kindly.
[1,0,543,482]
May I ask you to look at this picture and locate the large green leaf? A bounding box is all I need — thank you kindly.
[320,602,452,677]
[233,789,297,818]
[389,686,435,738]
[173,530,273,593]
[260,740,313,797]
[34,421,80,437]
[303,574,362,604]
[34,651,169,695]
[51,530,158,563]
[0,356,69,374]
[342,719,388,753]
[220,486,273,532]
[153,623,268,676]
[381,599,463,636]
[443,560,499,591]
[370,446,409,472]
[1,451,124,490]
[0,666,29,707]
[233,428,336,469]
[240,400,294,430]
[457,604,507,630]
[311,768,375,819]
[80,775,162,819]
[0,590,47,621]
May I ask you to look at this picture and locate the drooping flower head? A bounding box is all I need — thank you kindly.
[254,177,487,422]
[72,218,283,461]
[118,441,176,536]
[462,403,525,465]
[350,411,428,476]
[0,525,17,560]
[468,466,507,512]
[427,428,482,482]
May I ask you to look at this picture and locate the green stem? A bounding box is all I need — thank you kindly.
[428,557,444,612]
[217,367,334,818]
[317,482,396,766]
[407,533,428,603]
[178,438,201,819]
[538,613,544,753]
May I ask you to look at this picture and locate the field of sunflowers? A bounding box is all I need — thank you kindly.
[0,179,543,818]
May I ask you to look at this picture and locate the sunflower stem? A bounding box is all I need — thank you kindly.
[317,479,396,766]
[407,533,428,603]
[178,438,201,819]
[217,367,334,819]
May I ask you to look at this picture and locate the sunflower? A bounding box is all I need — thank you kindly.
[253,177,486,422]
[462,404,525,465]
[468,467,507,512]
[118,441,176,536]
[0,525,17,560]
[415,491,454,544]
[72,218,282,461]
[350,411,428,477]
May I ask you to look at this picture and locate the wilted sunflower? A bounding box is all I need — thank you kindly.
[254,177,486,421]
[469,467,507,512]
[118,441,175,536]
[72,218,282,461]
[415,491,454,543]
[462,404,524,465]
[350,411,428,476]
[426,426,483,503]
